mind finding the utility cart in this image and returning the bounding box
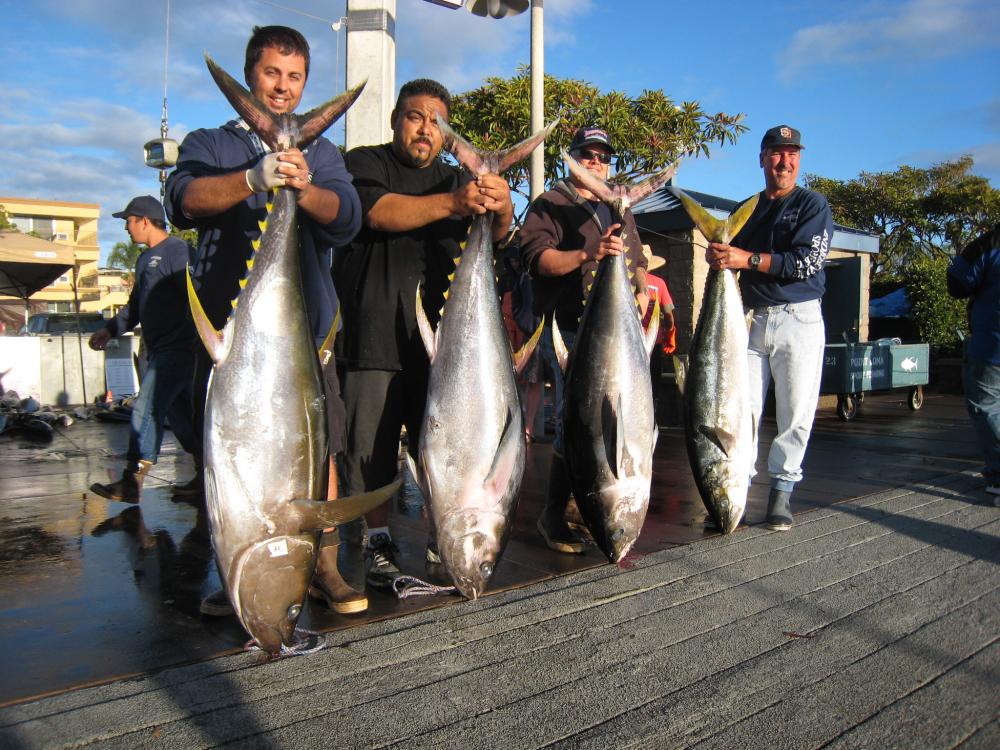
[820,339,930,421]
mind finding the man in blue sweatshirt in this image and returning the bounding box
[947,224,1000,501]
[165,25,364,615]
[705,124,833,530]
[89,195,201,503]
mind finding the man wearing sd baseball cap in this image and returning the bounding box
[704,124,833,531]
[89,195,202,503]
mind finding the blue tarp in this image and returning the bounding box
[870,287,912,318]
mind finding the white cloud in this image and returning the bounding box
[778,0,999,81]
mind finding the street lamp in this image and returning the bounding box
[422,0,543,198]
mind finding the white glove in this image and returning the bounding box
[245,152,287,193]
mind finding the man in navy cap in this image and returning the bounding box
[520,125,650,553]
[704,124,834,530]
[89,195,201,503]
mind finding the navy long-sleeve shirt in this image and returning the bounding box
[164,120,361,340]
[733,186,833,309]
[107,236,196,354]
[947,225,1000,365]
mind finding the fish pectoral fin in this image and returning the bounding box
[513,319,544,375]
[673,354,688,396]
[484,407,522,496]
[404,452,430,502]
[551,316,569,374]
[415,283,437,362]
[293,479,402,530]
[186,266,224,363]
[644,295,660,359]
[318,304,341,371]
[602,393,634,480]
[697,424,740,458]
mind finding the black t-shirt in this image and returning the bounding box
[334,144,472,370]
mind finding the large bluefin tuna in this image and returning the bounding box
[188,57,398,654]
[406,118,554,600]
[672,189,759,534]
[554,153,680,563]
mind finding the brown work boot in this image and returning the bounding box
[90,459,153,503]
[309,532,368,615]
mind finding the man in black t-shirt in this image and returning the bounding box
[334,79,514,590]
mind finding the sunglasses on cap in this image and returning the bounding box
[573,148,612,165]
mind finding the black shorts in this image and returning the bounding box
[323,362,347,455]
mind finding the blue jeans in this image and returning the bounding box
[963,354,1000,485]
[538,324,575,456]
[747,299,826,492]
[128,348,201,465]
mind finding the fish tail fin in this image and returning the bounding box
[415,282,438,362]
[513,318,544,375]
[644,295,660,359]
[496,119,559,174]
[293,479,401,530]
[562,149,616,204]
[673,188,727,243]
[623,159,682,207]
[204,54,283,150]
[438,117,557,176]
[293,81,366,150]
[205,53,364,151]
[724,193,760,242]
[673,354,688,396]
[186,266,224,363]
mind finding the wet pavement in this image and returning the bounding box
[0,388,980,707]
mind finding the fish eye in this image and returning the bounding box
[287,603,301,621]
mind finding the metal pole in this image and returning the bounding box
[529,0,544,200]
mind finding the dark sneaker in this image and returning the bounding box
[365,532,401,589]
[765,489,794,531]
[200,589,234,616]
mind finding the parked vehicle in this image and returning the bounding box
[18,313,107,336]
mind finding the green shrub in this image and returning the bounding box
[902,254,966,355]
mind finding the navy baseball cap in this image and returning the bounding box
[112,195,166,222]
[570,125,616,154]
[760,125,804,151]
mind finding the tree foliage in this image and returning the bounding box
[901,254,967,354]
[106,241,143,273]
[805,156,1000,284]
[448,66,748,203]
[0,206,15,231]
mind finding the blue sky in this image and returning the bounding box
[1,0,997,263]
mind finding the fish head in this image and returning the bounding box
[435,510,508,600]
[702,462,749,534]
[232,535,315,654]
[587,477,651,563]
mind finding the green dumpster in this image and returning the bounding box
[820,340,930,421]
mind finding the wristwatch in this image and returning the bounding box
[748,252,762,270]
